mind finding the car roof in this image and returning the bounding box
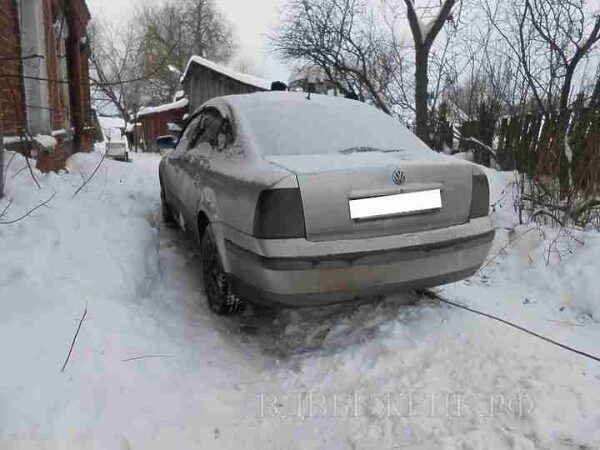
[209,92,435,159]
[194,92,368,122]
[219,91,364,110]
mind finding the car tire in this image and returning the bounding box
[200,230,243,315]
[160,187,177,228]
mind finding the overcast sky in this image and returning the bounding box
[85,0,292,82]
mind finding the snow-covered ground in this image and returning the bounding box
[0,149,599,449]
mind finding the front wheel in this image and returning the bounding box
[160,186,177,228]
[200,230,243,315]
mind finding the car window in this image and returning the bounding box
[182,115,202,142]
[237,95,434,158]
[188,108,233,152]
[171,114,202,158]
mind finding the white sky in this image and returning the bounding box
[85,0,292,82]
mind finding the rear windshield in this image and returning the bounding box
[237,95,434,158]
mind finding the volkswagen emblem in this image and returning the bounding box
[392,169,406,185]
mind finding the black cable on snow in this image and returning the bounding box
[415,289,600,364]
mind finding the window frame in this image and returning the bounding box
[172,105,236,158]
[190,107,234,152]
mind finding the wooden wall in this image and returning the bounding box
[184,64,265,113]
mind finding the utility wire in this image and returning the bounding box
[0,54,44,61]
[417,289,600,364]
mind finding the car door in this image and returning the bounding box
[161,113,202,223]
[167,108,231,234]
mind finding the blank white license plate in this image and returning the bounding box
[349,189,442,220]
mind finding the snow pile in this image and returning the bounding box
[3,134,58,151]
[51,129,68,138]
[0,150,160,303]
[33,134,58,151]
[0,150,163,447]
[461,168,600,320]
[0,149,599,449]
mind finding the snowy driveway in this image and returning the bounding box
[0,151,599,449]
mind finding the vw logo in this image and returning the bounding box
[392,169,406,185]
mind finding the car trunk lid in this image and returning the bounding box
[264,153,473,242]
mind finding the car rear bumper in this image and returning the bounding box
[221,217,494,307]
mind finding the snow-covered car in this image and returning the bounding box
[158,92,494,314]
[105,139,129,162]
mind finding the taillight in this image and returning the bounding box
[470,172,490,218]
[253,188,306,239]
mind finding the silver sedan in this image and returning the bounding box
[159,92,494,314]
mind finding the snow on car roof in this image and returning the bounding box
[180,55,271,91]
[223,92,436,158]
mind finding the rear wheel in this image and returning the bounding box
[200,230,243,315]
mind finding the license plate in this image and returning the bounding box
[349,189,442,220]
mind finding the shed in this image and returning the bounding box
[180,56,271,113]
[137,98,188,152]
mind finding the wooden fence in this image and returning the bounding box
[437,102,600,199]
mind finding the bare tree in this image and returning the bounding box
[139,0,236,104]
[402,0,458,142]
[90,0,235,116]
[483,0,600,193]
[274,0,411,115]
[88,20,147,122]
[230,56,261,78]
[274,0,461,138]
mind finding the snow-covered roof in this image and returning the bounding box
[137,98,189,118]
[180,55,271,91]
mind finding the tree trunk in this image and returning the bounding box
[415,48,430,144]
[403,0,455,146]
[556,113,571,198]
[557,67,575,197]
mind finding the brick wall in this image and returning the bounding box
[1,0,95,173]
[0,0,26,135]
[79,48,93,151]
[35,137,68,172]
[65,0,93,153]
